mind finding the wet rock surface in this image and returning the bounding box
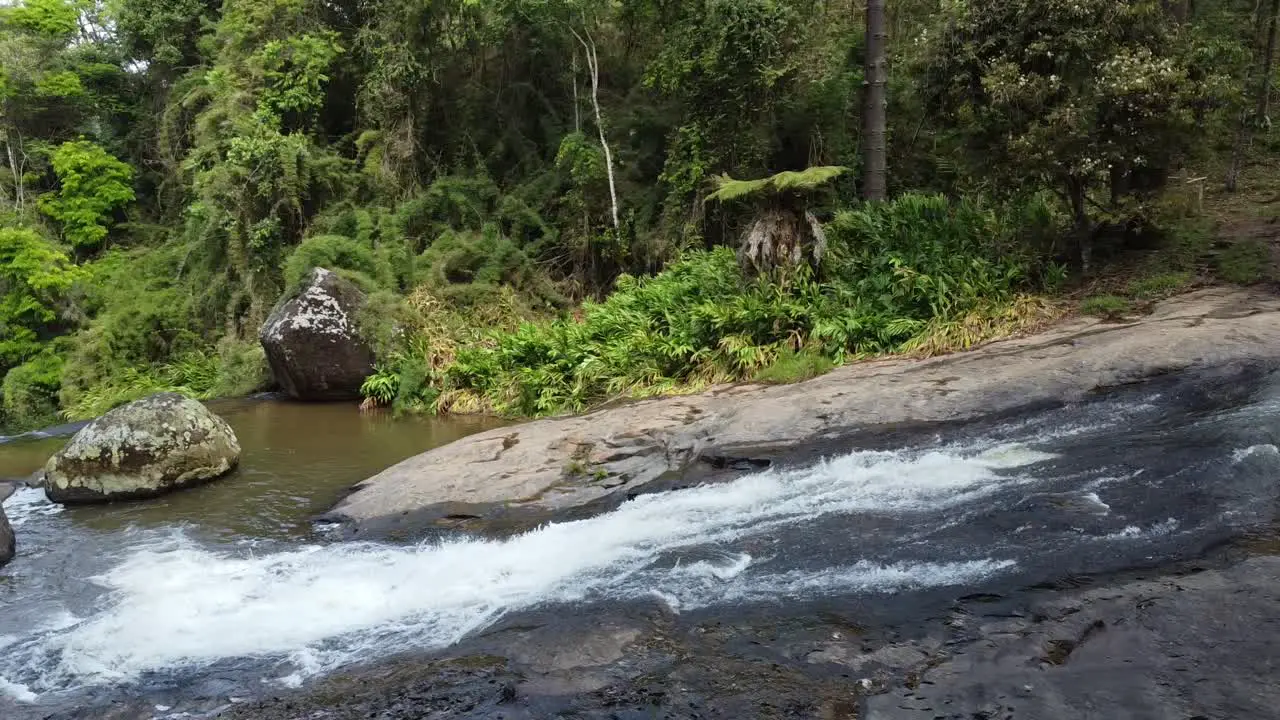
[0,503,12,567]
[334,287,1280,536]
[204,553,1280,720]
[43,392,241,503]
[260,268,375,401]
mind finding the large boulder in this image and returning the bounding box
[44,393,241,504]
[0,503,13,568]
[260,267,375,401]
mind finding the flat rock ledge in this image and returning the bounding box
[331,287,1280,535]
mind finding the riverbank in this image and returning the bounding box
[332,286,1280,537]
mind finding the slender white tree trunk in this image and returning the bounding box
[572,28,620,239]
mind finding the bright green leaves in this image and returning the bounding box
[0,226,82,368]
[33,69,83,98]
[4,0,80,39]
[38,140,136,250]
[256,32,343,119]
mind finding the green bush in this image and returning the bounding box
[1,350,65,431]
[284,234,392,293]
[1215,240,1271,285]
[61,339,267,420]
[38,140,136,250]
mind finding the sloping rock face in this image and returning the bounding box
[44,393,241,504]
[330,288,1280,535]
[260,267,375,401]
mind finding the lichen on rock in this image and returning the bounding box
[44,392,241,504]
[259,267,375,401]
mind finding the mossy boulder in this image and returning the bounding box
[259,267,376,401]
[44,393,241,504]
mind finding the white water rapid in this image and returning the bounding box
[0,442,1052,699]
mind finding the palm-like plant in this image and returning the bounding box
[707,166,848,276]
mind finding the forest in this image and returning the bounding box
[1,0,1277,430]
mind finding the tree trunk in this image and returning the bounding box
[1066,176,1092,277]
[862,0,888,202]
[1257,0,1280,123]
[1226,0,1280,192]
[572,29,621,241]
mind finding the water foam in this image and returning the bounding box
[2,487,62,527]
[1,443,1049,696]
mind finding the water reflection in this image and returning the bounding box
[0,399,504,539]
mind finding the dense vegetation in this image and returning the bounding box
[0,0,1276,430]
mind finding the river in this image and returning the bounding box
[3,368,1280,718]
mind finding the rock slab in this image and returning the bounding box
[44,392,241,504]
[260,267,375,401]
[332,288,1280,532]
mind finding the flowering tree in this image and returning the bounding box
[919,0,1231,271]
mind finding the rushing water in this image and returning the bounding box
[3,370,1280,718]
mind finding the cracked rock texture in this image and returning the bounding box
[44,392,240,504]
[332,287,1280,533]
[260,267,375,401]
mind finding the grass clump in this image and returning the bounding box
[1080,295,1131,320]
[1215,240,1272,285]
[752,349,836,384]
[1125,271,1194,300]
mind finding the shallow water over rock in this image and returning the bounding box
[4,368,1280,719]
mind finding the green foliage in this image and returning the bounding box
[1080,295,1131,319]
[62,338,266,420]
[284,234,391,292]
[1215,240,1272,285]
[38,140,136,249]
[1,348,63,430]
[371,194,1049,416]
[0,225,80,369]
[919,0,1230,226]
[5,0,79,38]
[708,166,848,203]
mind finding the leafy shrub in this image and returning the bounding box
[0,226,81,370]
[415,224,563,309]
[38,140,136,250]
[284,234,392,292]
[61,339,267,420]
[1,349,65,431]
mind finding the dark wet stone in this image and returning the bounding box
[0,504,13,567]
[259,268,375,401]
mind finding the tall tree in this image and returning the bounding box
[862,0,888,201]
[1227,0,1280,192]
